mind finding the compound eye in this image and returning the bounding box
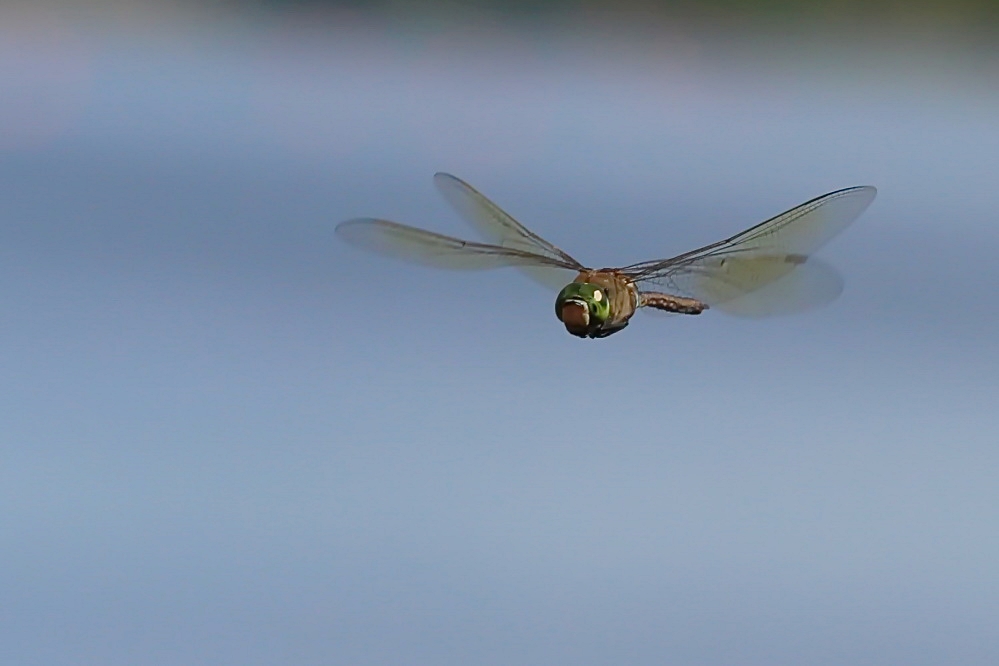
[593,289,602,302]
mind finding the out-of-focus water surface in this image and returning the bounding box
[2,2,998,664]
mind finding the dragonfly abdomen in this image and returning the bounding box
[639,292,708,315]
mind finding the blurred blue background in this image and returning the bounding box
[1,2,998,664]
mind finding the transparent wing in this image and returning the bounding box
[336,218,581,277]
[623,186,876,317]
[434,172,584,289]
[654,255,847,317]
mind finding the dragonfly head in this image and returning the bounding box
[555,282,611,338]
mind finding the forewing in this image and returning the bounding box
[627,186,876,316]
[433,172,584,288]
[336,218,580,277]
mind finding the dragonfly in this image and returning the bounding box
[336,173,876,339]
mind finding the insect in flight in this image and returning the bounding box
[336,173,876,339]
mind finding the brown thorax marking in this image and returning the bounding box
[573,269,640,328]
[575,268,710,317]
[571,269,708,327]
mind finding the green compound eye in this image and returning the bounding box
[555,282,611,328]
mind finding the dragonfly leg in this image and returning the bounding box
[591,321,629,338]
[639,292,708,315]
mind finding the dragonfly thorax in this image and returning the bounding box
[555,282,611,338]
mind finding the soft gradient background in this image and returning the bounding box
[2,2,998,664]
